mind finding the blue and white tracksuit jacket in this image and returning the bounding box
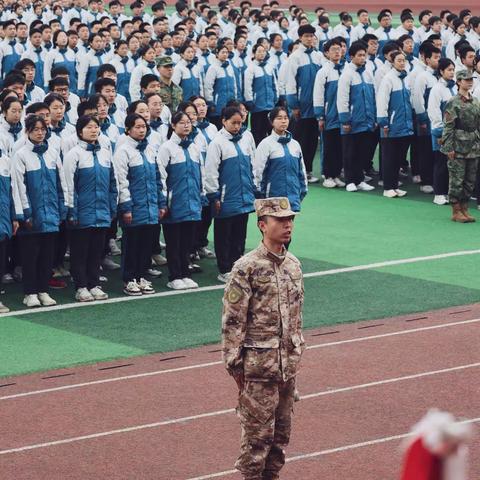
[157,132,204,223]
[231,50,250,101]
[77,49,110,98]
[336,63,376,134]
[43,47,78,93]
[253,131,307,212]
[172,58,204,101]
[376,69,414,138]
[0,116,24,158]
[63,140,118,228]
[412,66,438,136]
[111,55,135,103]
[0,39,23,79]
[244,60,278,113]
[113,136,164,227]
[427,78,457,152]
[21,46,48,90]
[286,44,324,119]
[313,60,343,130]
[0,154,21,240]
[204,59,237,118]
[205,128,256,219]
[12,140,67,232]
[128,59,160,102]
[374,26,398,61]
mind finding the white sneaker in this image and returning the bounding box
[147,268,162,277]
[346,183,358,192]
[2,273,14,284]
[0,301,10,313]
[102,257,120,270]
[383,189,398,198]
[395,189,407,197]
[38,292,57,306]
[151,253,167,266]
[217,272,230,283]
[89,286,108,300]
[198,247,216,259]
[378,180,384,187]
[433,195,448,205]
[109,238,121,256]
[412,175,421,184]
[99,275,108,283]
[75,287,95,302]
[182,277,199,289]
[333,177,346,187]
[364,174,372,182]
[322,178,336,188]
[167,279,188,290]
[357,182,374,191]
[138,277,155,294]
[123,280,142,296]
[23,294,41,308]
[420,185,434,194]
[307,173,320,184]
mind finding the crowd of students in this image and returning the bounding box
[0,0,478,311]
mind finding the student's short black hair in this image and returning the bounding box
[97,64,117,78]
[418,9,432,22]
[140,73,160,89]
[438,57,454,72]
[424,45,441,59]
[362,33,378,43]
[297,24,315,36]
[94,77,116,93]
[26,102,49,115]
[125,113,148,132]
[459,45,475,60]
[3,73,26,89]
[428,15,441,26]
[323,38,342,52]
[14,59,35,71]
[25,114,47,133]
[348,41,367,57]
[382,41,400,57]
[76,114,100,139]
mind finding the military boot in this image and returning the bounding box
[451,203,468,223]
[460,202,476,222]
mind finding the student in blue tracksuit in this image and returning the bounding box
[205,106,256,283]
[0,20,23,79]
[190,95,218,259]
[172,44,203,102]
[113,113,165,296]
[13,115,67,308]
[336,41,376,192]
[377,51,414,198]
[90,94,120,150]
[0,97,23,157]
[110,40,135,103]
[204,45,237,130]
[43,30,78,94]
[427,58,457,206]
[63,115,117,303]
[286,24,323,183]
[244,43,278,146]
[313,38,345,188]
[77,33,109,98]
[45,93,76,150]
[157,111,204,291]
[253,106,307,213]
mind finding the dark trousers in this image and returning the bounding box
[0,238,7,283]
[322,128,343,179]
[121,224,155,283]
[382,136,411,190]
[70,227,107,289]
[194,205,213,251]
[293,117,318,173]
[342,132,370,185]
[417,135,434,185]
[54,221,68,268]
[251,111,271,146]
[151,223,162,255]
[365,129,379,172]
[214,213,249,274]
[6,236,20,273]
[102,218,118,258]
[409,133,420,175]
[163,221,196,281]
[433,151,449,196]
[20,232,56,295]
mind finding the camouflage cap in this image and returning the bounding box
[456,69,474,81]
[156,56,174,67]
[255,197,297,218]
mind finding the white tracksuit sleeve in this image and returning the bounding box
[427,85,444,131]
[336,71,351,124]
[204,140,222,197]
[376,76,392,126]
[12,153,30,216]
[244,65,254,103]
[112,147,132,211]
[253,138,270,190]
[313,68,326,119]
[412,74,427,119]
[62,149,79,208]
[204,66,216,104]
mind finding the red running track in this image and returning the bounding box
[0,303,479,479]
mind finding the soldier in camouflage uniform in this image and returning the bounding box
[222,197,306,480]
[156,56,183,113]
[441,70,480,223]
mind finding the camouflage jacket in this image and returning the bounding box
[221,242,306,382]
[158,79,183,113]
[440,93,480,158]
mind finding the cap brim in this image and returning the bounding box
[265,210,298,218]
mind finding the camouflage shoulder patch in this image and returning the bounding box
[226,286,243,303]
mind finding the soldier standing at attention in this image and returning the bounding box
[221,197,306,480]
[441,70,480,223]
[156,56,183,113]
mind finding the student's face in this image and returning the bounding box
[367,40,378,56]
[128,37,140,52]
[432,21,442,33]
[147,95,163,118]
[81,120,100,142]
[182,46,195,61]
[457,24,466,36]
[272,35,282,50]
[56,31,68,47]
[36,107,51,126]
[100,85,116,104]
[49,99,66,121]
[223,113,243,135]
[403,19,414,31]
[5,102,22,124]
[161,35,172,48]
[53,84,70,102]
[300,32,315,48]
[380,16,391,28]
[351,50,366,67]
[259,216,294,245]
[174,114,192,137]
[254,45,266,61]
[428,52,441,69]
[420,13,431,26]
[441,64,455,80]
[402,39,414,54]
[358,12,369,25]
[217,48,229,62]
[68,34,78,48]
[50,22,61,33]
[5,24,15,37]
[10,82,25,101]
[327,44,342,62]
[393,54,406,71]
[271,110,289,133]
[28,121,47,144]
[462,51,475,67]
[90,35,103,50]
[143,48,155,63]
[17,25,28,38]
[192,98,207,119]
[144,81,160,94]
[22,66,35,83]
[208,35,218,49]
[78,26,89,40]
[135,102,150,123]
[172,34,183,47]
[128,118,147,140]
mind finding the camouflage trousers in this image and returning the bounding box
[447,157,479,203]
[235,378,296,480]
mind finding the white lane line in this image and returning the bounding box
[1,362,479,456]
[187,417,480,480]
[2,317,479,401]
[1,248,479,318]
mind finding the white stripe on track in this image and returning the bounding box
[1,362,479,456]
[187,417,480,480]
[2,317,479,401]
[1,248,479,318]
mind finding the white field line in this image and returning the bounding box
[2,317,480,401]
[1,362,479,456]
[0,248,479,318]
[187,417,480,480]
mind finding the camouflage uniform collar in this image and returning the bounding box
[258,242,287,265]
[459,92,473,102]
[159,78,172,87]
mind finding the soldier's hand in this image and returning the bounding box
[447,151,456,161]
[214,200,221,215]
[383,126,389,138]
[342,124,351,134]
